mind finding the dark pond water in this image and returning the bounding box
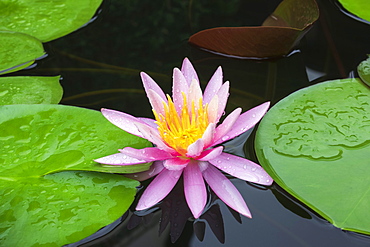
[16,0,370,246]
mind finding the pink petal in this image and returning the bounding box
[136,168,182,210]
[213,108,242,144]
[202,123,216,148]
[140,72,167,102]
[207,95,219,123]
[183,160,207,218]
[147,89,166,116]
[133,122,176,154]
[208,152,273,185]
[198,146,224,161]
[181,57,199,86]
[125,161,164,181]
[163,157,189,171]
[120,147,173,161]
[94,153,146,165]
[202,165,251,218]
[215,81,230,122]
[186,139,204,157]
[214,102,270,145]
[203,66,223,104]
[137,117,157,129]
[187,79,203,112]
[172,68,189,114]
[101,108,148,138]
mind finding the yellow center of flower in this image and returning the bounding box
[153,93,209,156]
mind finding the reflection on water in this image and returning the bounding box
[15,0,370,246]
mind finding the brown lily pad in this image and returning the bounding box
[188,0,319,59]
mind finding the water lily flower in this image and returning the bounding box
[95,58,273,218]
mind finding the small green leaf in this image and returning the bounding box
[0,0,103,42]
[0,31,44,75]
[0,76,63,105]
[358,55,370,86]
[338,0,370,23]
[0,104,152,246]
[255,78,370,235]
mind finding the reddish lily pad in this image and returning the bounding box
[188,0,319,58]
[255,78,370,235]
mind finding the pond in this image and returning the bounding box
[6,0,370,246]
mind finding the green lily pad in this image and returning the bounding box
[0,104,152,174]
[0,0,103,42]
[0,31,44,75]
[0,76,63,105]
[1,171,139,246]
[255,78,370,235]
[358,56,370,86]
[0,104,152,246]
[338,0,370,23]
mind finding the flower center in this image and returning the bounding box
[153,93,209,156]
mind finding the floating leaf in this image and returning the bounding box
[188,0,319,58]
[0,104,152,246]
[0,31,44,75]
[0,76,63,105]
[0,0,103,42]
[358,55,370,86]
[338,0,370,23]
[1,171,139,246]
[0,104,152,174]
[255,78,370,235]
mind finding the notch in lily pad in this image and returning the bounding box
[188,0,319,59]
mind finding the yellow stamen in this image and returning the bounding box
[153,93,209,156]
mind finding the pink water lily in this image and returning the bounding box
[95,58,273,218]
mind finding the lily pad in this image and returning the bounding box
[338,0,370,23]
[0,0,103,42]
[0,171,139,246]
[188,0,319,58]
[0,76,63,105]
[358,56,370,86]
[0,104,151,174]
[0,104,152,246]
[255,78,370,235]
[0,31,44,75]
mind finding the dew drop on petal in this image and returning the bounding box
[251,167,257,172]
[252,114,256,118]
[221,135,229,141]
[243,165,247,169]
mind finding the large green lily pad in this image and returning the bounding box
[338,0,370,23]
[0,104,151,174]
[0,104,152,246]
[0,0,103,42]
[255,78,370,235]
[0,76,63,105]
[0,31,44,75]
